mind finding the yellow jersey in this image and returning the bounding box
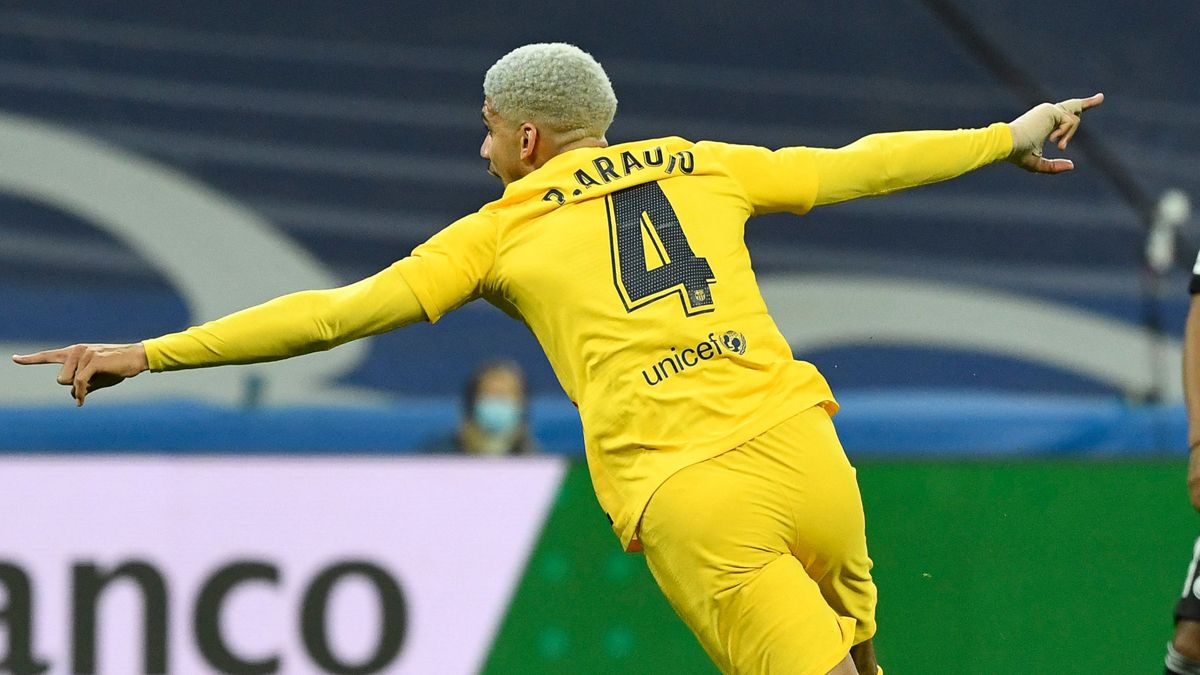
[145,125,1013,550]
[394,129,1009,549]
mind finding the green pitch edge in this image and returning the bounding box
[481,461,718,675]
[483,459,1196,674]
[860,459,1195,675]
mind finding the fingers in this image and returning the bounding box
[1058,115,1082,148]
[73,350,97,407]
[13,344,90,403]
[1079,92,1105,111]
[1050,93,1101,149]
[1056,93,1103,115]
[1058,98,1083,116]
[1018,153,1074,173]
[11,348,70,365]
[57,345,85,386]
[1048,103,1078,144]
[1045,110,1079,151]
[15,343,141,407]
[1050,114,1079,150]
[1031,156,1075,174]
[1048,118,1072,145]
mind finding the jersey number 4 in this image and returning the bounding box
[607,181,716,316]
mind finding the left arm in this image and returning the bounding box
[704,93,1104,215]
[810,124,1012,206]
[811,92,1105,206]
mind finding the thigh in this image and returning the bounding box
[640,448,854,674]
[748,406,878,644]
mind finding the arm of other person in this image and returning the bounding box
[1186,254,1200,509]
[12,212,498,406]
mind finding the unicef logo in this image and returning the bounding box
[721,331,747,355]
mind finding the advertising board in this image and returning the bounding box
[0,457,565,674]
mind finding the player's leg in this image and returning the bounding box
[827,655,859,675]
[1167,537,1200,674]
[849,639,878,675]
[762,405,880,675]
[639,447,856,675]
[1170,623,1200,675]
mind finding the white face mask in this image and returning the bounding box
[473,395,521,435]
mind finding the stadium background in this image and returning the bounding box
[0,2,1196,673]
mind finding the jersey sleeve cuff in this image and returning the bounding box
[990,122,1016,161]
[141,338,167,372]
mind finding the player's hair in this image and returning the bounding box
[483,43,618,140]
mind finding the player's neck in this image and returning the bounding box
[518,137,607,180]
[556,136,607,154]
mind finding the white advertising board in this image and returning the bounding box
[0,457,566,674]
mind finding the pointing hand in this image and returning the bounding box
[1007,93,1105,174]
[12,343,149,407]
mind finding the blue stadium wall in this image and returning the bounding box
[1,5,1198,675]
[1,0,1198,422]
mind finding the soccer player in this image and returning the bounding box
[13,43,1102,675]
[1167,251,1200,675]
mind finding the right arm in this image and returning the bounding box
[11,265,427,406]
[13,211,498,405]
[143,263,427,371]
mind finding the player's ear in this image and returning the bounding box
[519,123,538,161]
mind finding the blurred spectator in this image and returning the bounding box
[453,360,537,456]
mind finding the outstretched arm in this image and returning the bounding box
[811,93,1105,206]
[809,124,1011,206]
[13,210,498,407]
[12,264,426,406]
[703,93,1104,215]
[144,263,426,370]
[1186,274,1200,509]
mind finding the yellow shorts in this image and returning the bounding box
[638,404,877,675]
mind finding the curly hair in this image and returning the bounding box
[483,42,618,139]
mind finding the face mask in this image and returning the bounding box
[474,396,521,435]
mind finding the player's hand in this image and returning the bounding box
[11,343,149,407]
[1007,92,1104,174]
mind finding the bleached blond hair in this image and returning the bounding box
[483,43,617,139]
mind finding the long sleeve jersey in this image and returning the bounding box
[146,124,1014,549]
